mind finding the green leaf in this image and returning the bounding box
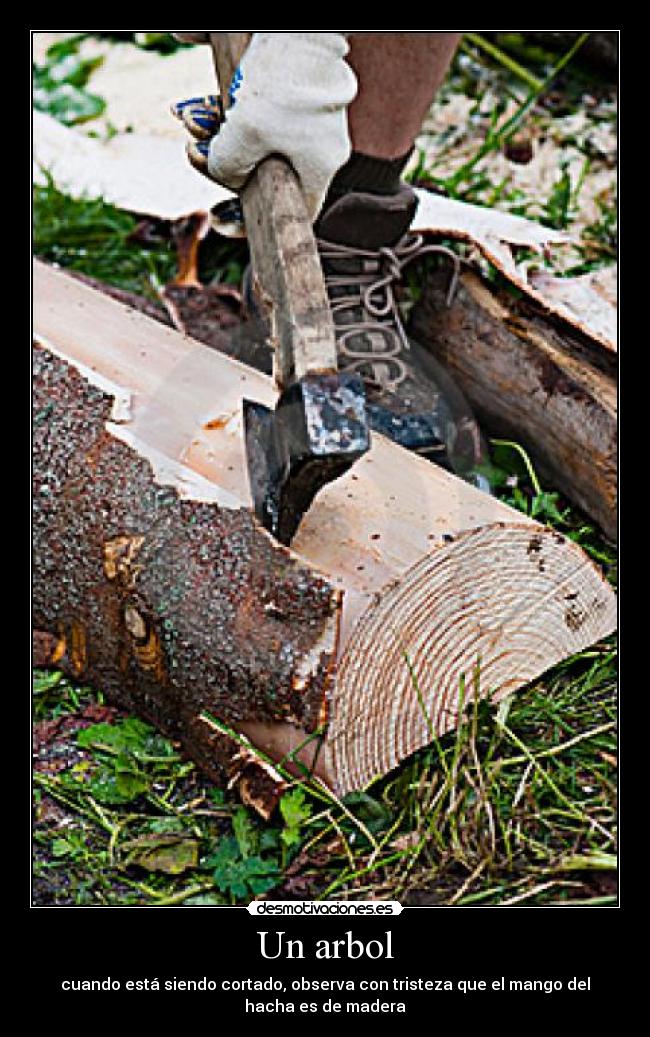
[145,818,186,835]
[247,871,281,896]
[33,82,106,126]
[79,717,145,747]
[114,754,150,799]
[531,491,566,525]
[33,38,105,127]
[558,851,617,872]
[259,829,282,852]
[45,34,90,61]
[133,32,182,53]
[544,172,572,229]
[280,787,311,829]
[279,788,312,848]
[77,717,170,760]
[45,53,104,88]
[87,764,149,804]
[233,807,259,858]
[121,834,200,875]
[341,790,392,837]
[205,837,279,900]
[51,837,73,858]
[32,671,63,694]
[203,835,239,870]
[87,31,189,54]
[510,486,530,514]
[342,791,390,823]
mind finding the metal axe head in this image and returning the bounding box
[243,371,370,545]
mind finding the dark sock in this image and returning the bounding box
[325,148,413,205]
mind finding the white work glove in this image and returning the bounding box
[171,32,357,222]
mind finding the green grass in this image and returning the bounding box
[408,32,617,275]
[33,177,248,295]
[33,620,616,906]
[443,34,590,199]
[33,177,178,297]
[33,34,106,127]
[32,31,617,907]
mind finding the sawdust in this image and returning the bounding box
[33,110,228,220]
[33,33,216,141]
[80,38,216,140]
[413,86,617,248]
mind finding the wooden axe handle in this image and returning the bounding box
[208,33,338,388]
[209,32,250,94]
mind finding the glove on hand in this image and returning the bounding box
[171,32,357,222]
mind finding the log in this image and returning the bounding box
[33,260,617,804]
[410,269,617,542]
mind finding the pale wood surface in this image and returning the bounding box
[33,262,617,793]
[33,261,532,615]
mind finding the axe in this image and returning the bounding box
[209,33,370,545]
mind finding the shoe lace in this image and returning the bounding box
[316,233,460,391]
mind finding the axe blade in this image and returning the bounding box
[243,372,370,545]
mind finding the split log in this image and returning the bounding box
[33,261,617,805]
[410,268,617,541]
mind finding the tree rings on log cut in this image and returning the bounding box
[32,267,617,802]
[326,523,615,793]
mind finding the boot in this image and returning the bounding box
[314,185,487,481]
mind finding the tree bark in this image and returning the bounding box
[33,261,617,802]
[410,269,617,541]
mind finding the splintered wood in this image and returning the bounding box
[33,262,616,801]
